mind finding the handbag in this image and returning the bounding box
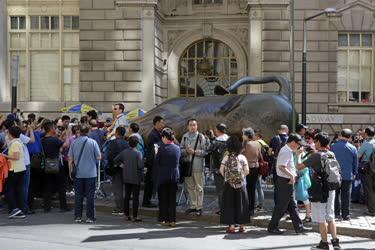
[258,149,269,178]
[44,157,61,174]
[72,139,88,178]
[181,134,201,177]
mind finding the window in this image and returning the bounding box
[9,13,79,102]
[64,16,79,30]
[10,16,25,30]
[193,0,223,4]
[179,39,237,97]
[337,33,374,103]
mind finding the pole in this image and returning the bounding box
[289,0,296,132]
[11,55,19,113]
[302,20,307,125]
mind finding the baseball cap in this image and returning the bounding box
[215,123,227,133]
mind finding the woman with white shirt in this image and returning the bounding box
[1,126,26,219]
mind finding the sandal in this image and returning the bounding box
[226,226,236,234]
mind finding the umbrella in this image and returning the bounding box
[124,108,146,120]
[60,104,97,114]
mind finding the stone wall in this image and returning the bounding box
[80,0,143,111]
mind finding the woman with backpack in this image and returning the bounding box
[220,136,250,233]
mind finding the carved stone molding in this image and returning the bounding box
[167,30,186,50]
[202,23,213,38]
[229,27,249,49]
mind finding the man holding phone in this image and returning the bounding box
[268,133,310,234]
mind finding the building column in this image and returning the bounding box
[141,6,156,111]
[248,6,263,93]
[0,0,9,103]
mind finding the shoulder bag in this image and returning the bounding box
[181,134,201,177]
[43,137,61,174]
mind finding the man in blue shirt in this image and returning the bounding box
[68,125,101,223]
[331,129,358,221]
[358,127,375,216]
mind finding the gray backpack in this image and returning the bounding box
[320,151,342,190]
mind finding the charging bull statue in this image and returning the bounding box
[135,76,294,142]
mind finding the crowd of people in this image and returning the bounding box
[1,104,375,250]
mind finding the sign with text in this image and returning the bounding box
[298,114,344,124]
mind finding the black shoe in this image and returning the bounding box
[335,215,342,221]
[142,203,157,208]
[215,211,221,215]
[133,217,142,222]
[196,209,202,216]
[296,226,312,234]
[342,215,350,221]
[303,217,312,223]
[185,208,197,215]
[364,211,375,216]
[267,227,284,235]
[311,240,329,249]
[331,238,341,250]
[24,210,35,215]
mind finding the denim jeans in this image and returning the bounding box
[74,177,96,220]
[22,165,31,212]
[335,180,352,218]
[255,175,264,205]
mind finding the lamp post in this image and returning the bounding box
[11,55,19,113]
[302,8,336,124]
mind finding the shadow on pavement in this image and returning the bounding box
[239,239,374,250]
[82,225,268,243]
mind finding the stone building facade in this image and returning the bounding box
[1,0,375,132]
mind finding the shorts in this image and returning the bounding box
[311,190,335,223]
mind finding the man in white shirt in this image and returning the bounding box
[107,103,129,139]
[268,133,309,234]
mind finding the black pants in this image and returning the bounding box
[43,170,67,211]
[335,180,352,218]
[4,171,25,212]
[63,160,73,192]
[124,183,140,218]
[29,167,44,209]
[363,170,375,213]
[213,172,224,210]
[268,176,303,232]
[272,160,278,205]
[246,167,259,215]
[142,166,153,205]
[158,181,177,222]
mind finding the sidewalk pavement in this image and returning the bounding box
[89,184,375,239]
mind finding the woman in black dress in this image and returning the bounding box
[220,136,250,233]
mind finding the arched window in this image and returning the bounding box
[179,39,238,97]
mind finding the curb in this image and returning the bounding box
[92,204,375,239]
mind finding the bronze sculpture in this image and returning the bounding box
[135,76,294,142]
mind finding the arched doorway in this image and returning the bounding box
[179,39,238,97]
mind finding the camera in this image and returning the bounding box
[57,126,65,132]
